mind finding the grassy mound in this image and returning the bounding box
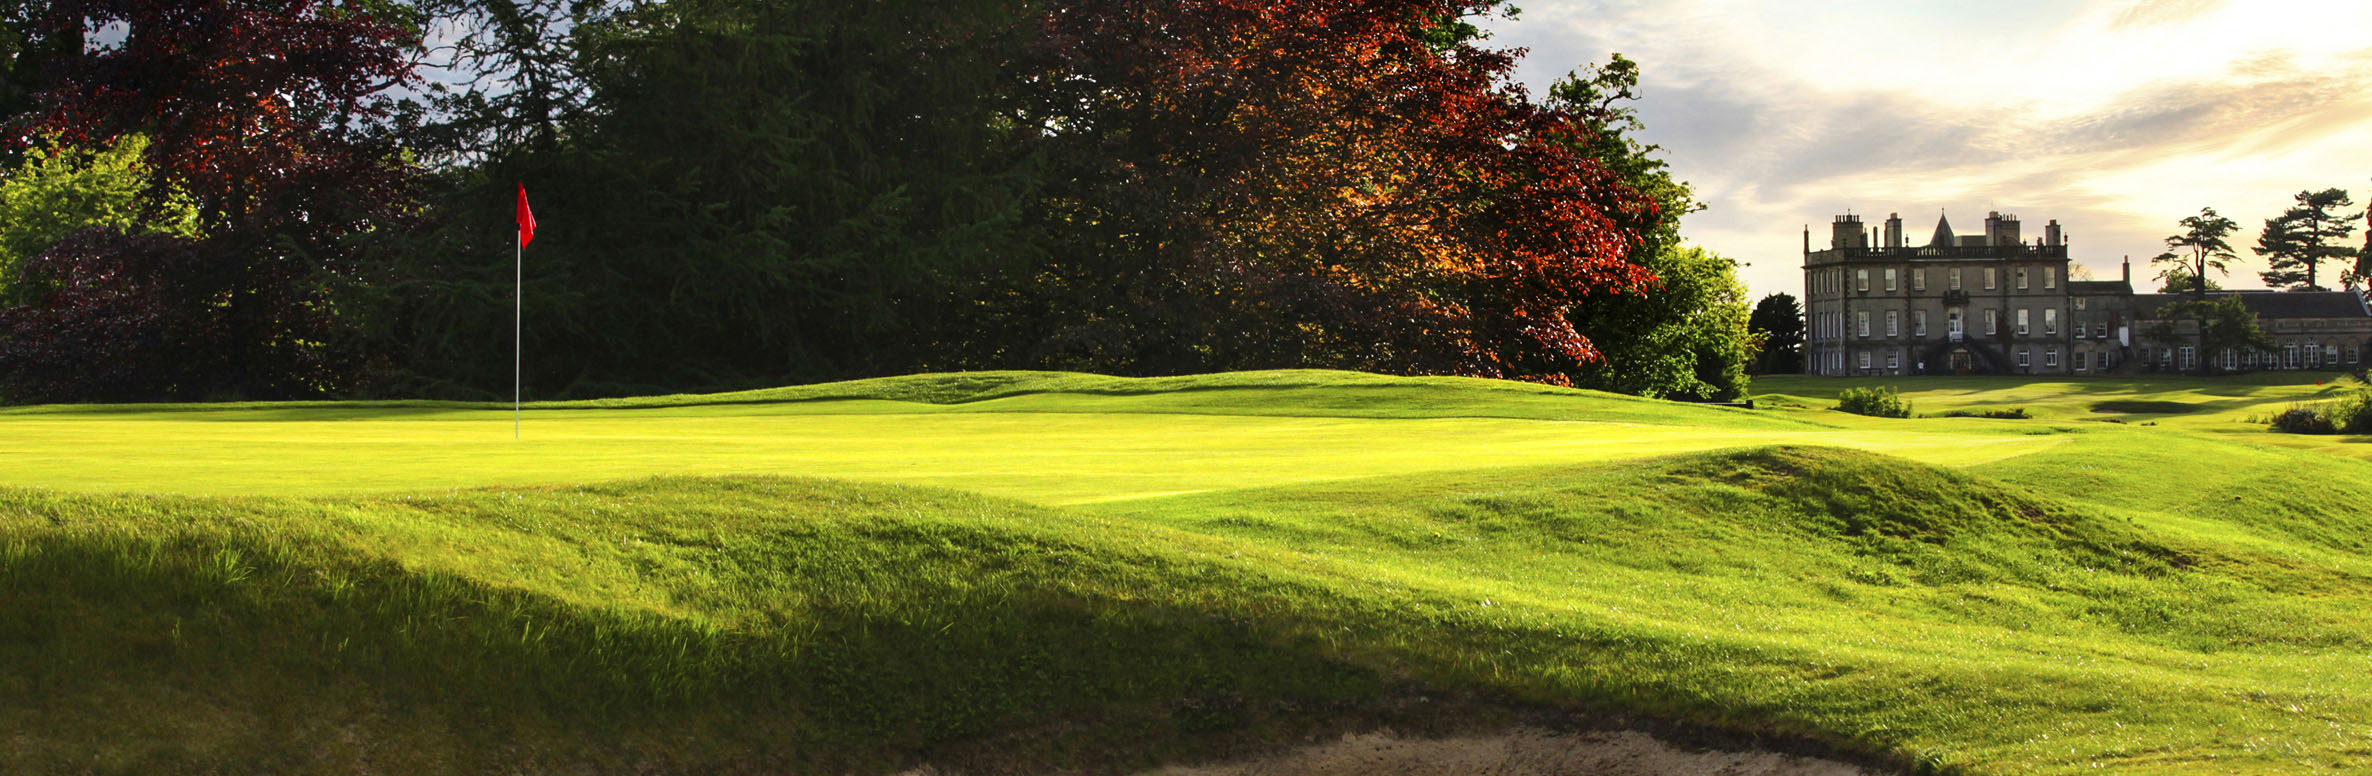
[8,441,2371,773]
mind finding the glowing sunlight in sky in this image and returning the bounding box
[1485,0,2372,297]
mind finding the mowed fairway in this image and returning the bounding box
[5,369,2371,776]
[1,371,2067,502]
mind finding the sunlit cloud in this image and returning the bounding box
[1484,0,2372,298]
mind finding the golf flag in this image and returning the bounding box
[514,184,530,439]
[516,183,536,247]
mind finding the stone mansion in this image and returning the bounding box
[1801,210,2372,376]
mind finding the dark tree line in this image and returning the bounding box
[1,0,1758,404]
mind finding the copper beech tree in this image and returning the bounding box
[0,0,419,401]
[996,0,1659,384]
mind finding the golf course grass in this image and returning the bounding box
[4,370,2369,774]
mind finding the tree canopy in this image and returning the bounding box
[2151,207,2240,299]
[0,0,422,401]
[0,0,1762,404]
[974,0,1659,385]
[2254,188,2358,291]
[1748,293,1804,375]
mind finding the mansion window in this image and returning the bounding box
[1885,268,1898,292]
[2307,343,2323,368]
[2045,348,2058,368]
[1985,267,1998,290]
[2181,346,2196,371]
[2326,344,2340,364]
[1857,269,1870,292]
[1886,310,1899,337]
[2043,308,2058,335]
[1912,269,1927,292]
[2044,267,2056,289]
[1857,311,1870,337]
[1886,351,1900,371]
[1950,268,1963,291]
[2016,308,2030,335]
[2351,344,2362,364]
[2016,348,2030,368]
[2074,351,2089,372]
[2016,267,2029,289]
[1859,351,1872,370]
[1913,310,1927,337]
[1985,309,1998,335]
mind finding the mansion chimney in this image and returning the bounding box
[1831,214,1867,249]
[1883,213,1904,248]
[1983,211,2022,246]
[2045,219,2063,247]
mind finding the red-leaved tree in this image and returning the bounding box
[993,0,1657,384]
[1,0,419,401]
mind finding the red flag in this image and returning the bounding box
[516,183,536,247]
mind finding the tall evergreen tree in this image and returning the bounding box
[2255,188,2357,291]
[2151,207,2240,299]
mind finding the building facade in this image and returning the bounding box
[1802,209,2372,376]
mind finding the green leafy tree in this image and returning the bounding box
[1559,245,1753,400]
[2141,296,2271,373]
[1546,54,1753,399]
[1748,292,1804,375]
[2155,268,2223,294]
[0,136,199,305]
[2255,188,2357,291]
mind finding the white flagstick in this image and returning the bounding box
[515,226,522,440]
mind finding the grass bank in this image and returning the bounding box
[3,370,2369,774]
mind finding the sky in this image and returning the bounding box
[1479,0,2372,301]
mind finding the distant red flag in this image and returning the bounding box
[516,183,536,247]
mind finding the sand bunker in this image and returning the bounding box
[1123,727,1880,776]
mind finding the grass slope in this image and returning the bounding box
[4,370,2370,774]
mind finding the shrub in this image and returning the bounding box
[1942,407,2030,419]
[2270,406,2336,435]
[1835,386,1912,418]
[2266,389,2372,435]
[2326,389,2372,434]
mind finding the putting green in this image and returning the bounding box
[0,400,2061,504]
